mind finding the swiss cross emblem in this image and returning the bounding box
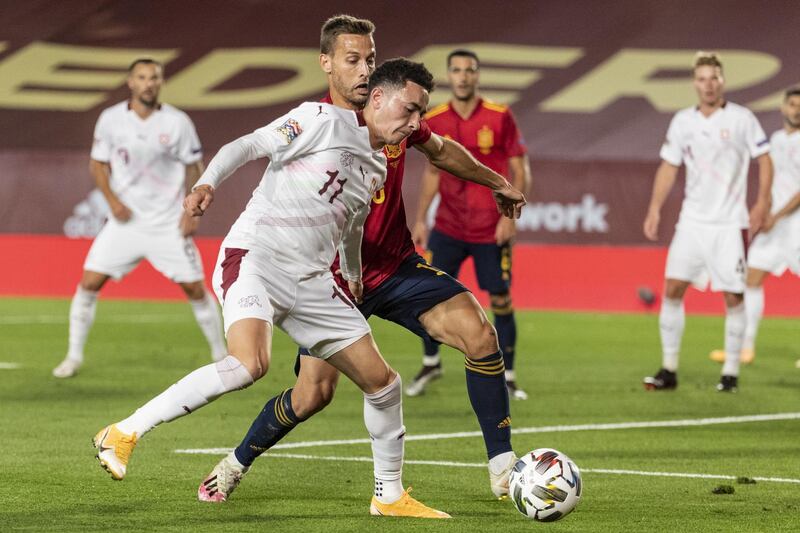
[159,133,170,145]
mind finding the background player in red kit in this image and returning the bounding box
[409,49,531,399]
[196,15,527,506]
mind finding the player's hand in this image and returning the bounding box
[184,185,214,217]
[347,279,364,304]
[412,221,429,249]
[109,199,132,222]
[492,182,526,219]
[179,211,200,236]
[495,217,516,245]
[643,209,660,241]
[749,200,770,235]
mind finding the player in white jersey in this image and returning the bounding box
[709,87,800,366]
[52,59,225,379]
[642,52,773,393]
[91,59,484,519]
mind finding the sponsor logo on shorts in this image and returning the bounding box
[276,118,302,144]
[238,295,262,308]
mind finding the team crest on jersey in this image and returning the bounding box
[383,143,403,159]
[159,133,170,145]
[340,151,354,169]
[276,118,302,144]
[478,125,494,154]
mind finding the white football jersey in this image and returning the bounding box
[660,102,769,227]
[91,101,202,228]
[768,129,800,218]
[198,102,387,280]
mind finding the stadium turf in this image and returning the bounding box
[1,297,798,532]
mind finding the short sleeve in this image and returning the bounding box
[408,118,432,147]
[744,110,770,158]
[659,114,683,166]
[502,110,527,158]
[90,110,112,162]
[176,114,203,165]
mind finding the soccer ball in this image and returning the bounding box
[508,448,582,521]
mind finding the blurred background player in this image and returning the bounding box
[709,86,800,366]
[408,49,531,399]
[196,15,526,505]
[52,59,226,378]
[642,52,773,393]
[94,58,453,519]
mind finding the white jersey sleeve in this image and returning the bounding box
[176,113,203,165]
[659,114,683,166]
[337,203,370,282]
[744,109,770,158]
[90,109,113,162]
[195,103,328,190]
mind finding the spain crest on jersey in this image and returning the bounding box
[383,142,403,159]
[276,118,302,144]
[478,125,494,155]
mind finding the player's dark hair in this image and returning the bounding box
[784,86,800,100]
[693,51,723,73]
[368,58,435,94]
[320,14,375,55]
[128,58,163,73]
[447,49,480,68]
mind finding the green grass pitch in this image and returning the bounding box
[1,297,798,531]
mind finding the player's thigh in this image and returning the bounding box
[83,221,144,280]
[325,334,395,394]
[225,317,272,379]
[665,225,707,288]
[426,229,468,278]
[146,231,205,284]
[469,240,512,295]
[282,272,371,361]
[419,291,498,357]
[705,228,747,293]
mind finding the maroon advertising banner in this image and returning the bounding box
[1,0,796,244]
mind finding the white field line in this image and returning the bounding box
[0,314,190,325]
[0,362,21,369]
[174,412,800,454]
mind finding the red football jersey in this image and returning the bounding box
[425,98,527,243]
[322,95,433,292]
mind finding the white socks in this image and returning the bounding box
[190,292,227,362]
[66,286,98,362]
[423,355,441,367]
[743,286,764,351]
[116,355,253,437]
[364,374,405,504]
[722,303,746,377]
[659,297,684,372]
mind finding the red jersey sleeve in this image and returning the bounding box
[408,118,432,147]
[502,109,527,158]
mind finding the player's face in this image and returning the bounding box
[447,56,479,101]
[127,63,163,107]
[692,65,724,107]
[321,33,376,110]
[781,95,800,130]
[370,81,429,145]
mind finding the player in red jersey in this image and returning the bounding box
[409,49,531,400]
[196,16,526,509]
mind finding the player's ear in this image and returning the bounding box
[370,87,383,109]
[320,53,332,74]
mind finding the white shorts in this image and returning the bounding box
[665,222,747,293]
[84,219,204,283]
[211,246,370,359]
[748,216,800,276]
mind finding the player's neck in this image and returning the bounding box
[329,90,362,111]
[697,98,725,117]
[784,123,799,135]
[129,98,159,120]
[450,95,480,119]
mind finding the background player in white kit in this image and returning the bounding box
[642,52,773,393]
[709,87,800,366]
[53,59,226,378]
[91,59,485,518]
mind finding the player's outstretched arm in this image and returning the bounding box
[415,134,526,219]
[643,161,679,241]
[90,159,131,222]
[749,153,773,235]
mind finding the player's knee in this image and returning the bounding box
[364,372,401,409]
[464,321,500,359]
[490,293,513,315]
[215,355,255,391]
[181,282,206,300]
[227,347,269,380]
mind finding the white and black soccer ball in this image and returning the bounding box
[508,448,582,522]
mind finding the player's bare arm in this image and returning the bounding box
[180,161,205,234]
[643,161,679,241]
[415,133,526,218]
[411,161,441,249]
[749,153,774,235]
[90,158,131,222]
[495,154,531,245]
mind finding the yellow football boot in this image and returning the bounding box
[709,348,754,364]
[370,488,451,519]
[93,424,137,480]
